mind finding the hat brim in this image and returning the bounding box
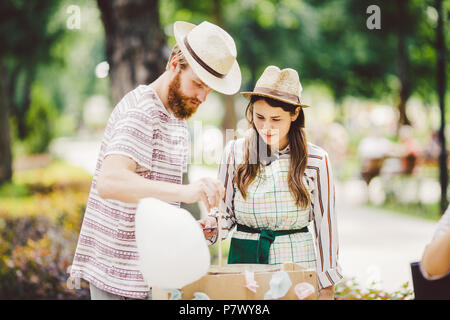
[240,91,311,108]
[173,21,242,95]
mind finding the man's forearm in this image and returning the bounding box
[421,230,450,277]
[98,168,186,204]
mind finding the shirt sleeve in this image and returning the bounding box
[432,207,450,241]
[310,152,343,289]
[207,140,238,246]
[104,106,154,170]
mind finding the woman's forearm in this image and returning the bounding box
[421,229,450,277]
[318,285,335,300]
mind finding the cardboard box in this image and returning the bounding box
[152,263,318,300]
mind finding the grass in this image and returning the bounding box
[367,200,442,222]
[0,160,92,229]
[335,277,414,300]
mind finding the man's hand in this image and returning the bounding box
[181,178,225,212]
[198,216,218,240]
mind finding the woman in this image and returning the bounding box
[200,66,343,299]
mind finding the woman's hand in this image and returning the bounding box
[198,216,218,240]
[318,285,335,300]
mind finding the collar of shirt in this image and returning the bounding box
[146,85,171,117]
[259,141,291,166]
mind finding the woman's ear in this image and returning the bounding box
[291,107,301,122]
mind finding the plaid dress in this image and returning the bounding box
[210,137,343,289]
[231,158,316,268]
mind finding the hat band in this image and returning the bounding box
[183,37,226,79]
[253,87,300,104]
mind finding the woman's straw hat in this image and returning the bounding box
[174,21,241,95]
[241,66,310,108]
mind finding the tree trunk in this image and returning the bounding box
[222,94,237,131]
[13,69,33,140]
[0,62,13,185]
[396,37,411,128]
[396,0,411,128]
[435,0,448,214]
[211,0,238,134]
[97,0,167,104]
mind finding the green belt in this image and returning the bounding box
[228,223,308,265]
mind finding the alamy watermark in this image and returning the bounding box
[66,5,81,30]
[186,121,279,166]
[366,5,381,30]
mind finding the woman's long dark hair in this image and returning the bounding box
[234,95,310,209]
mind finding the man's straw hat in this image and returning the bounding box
[241,66,310,108]
[174,21,241,95]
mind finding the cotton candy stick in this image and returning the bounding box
[217,203,223,267]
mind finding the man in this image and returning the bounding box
[69,21,241,300]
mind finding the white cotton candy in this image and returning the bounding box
[294,282,315,300]
[244,270,259,293]
[193,292,211,300]
[135,197,210,289]
[167,289,183,300]
[263,271,292,300]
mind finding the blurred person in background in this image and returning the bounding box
[357,132,394,184]
[69,21,241,300]
[397,125,421,175]
[423,131,441,166]
[200,66,343,300]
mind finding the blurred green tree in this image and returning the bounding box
[305,0,448,213]
[435,0,448,213]
[0,63,12,185]
[24,82,58,154]
[303,0,442,127]
[0,0,62,184]
[46,0,109,133]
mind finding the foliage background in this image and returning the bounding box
[0,0,449,299]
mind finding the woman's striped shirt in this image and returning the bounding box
[210,138,343,289]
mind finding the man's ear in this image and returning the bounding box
[168,55,179,72]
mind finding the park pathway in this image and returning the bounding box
[335,193,436,292]
[50,137,439,293]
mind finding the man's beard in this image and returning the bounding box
[167,71,201,120]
